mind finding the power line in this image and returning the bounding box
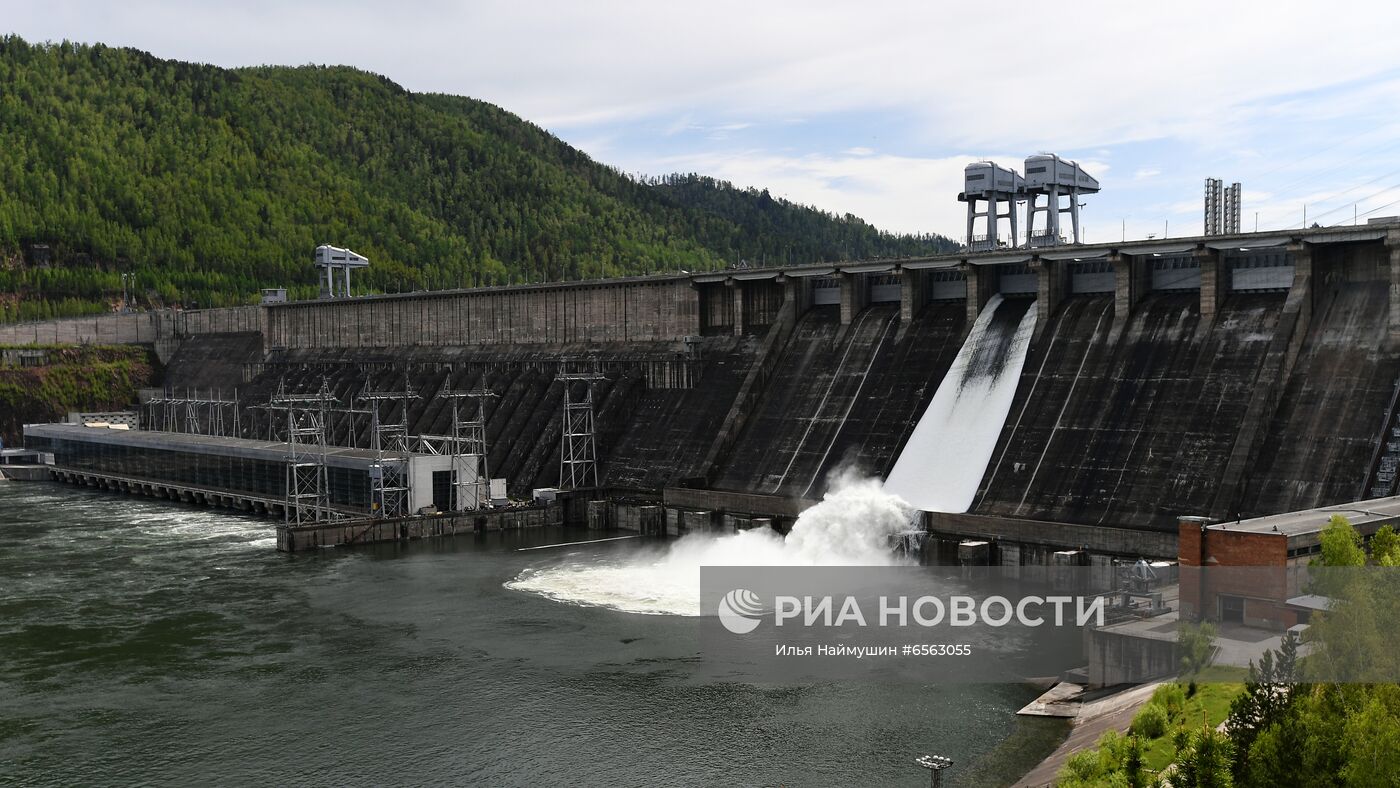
[1333,196,1400,226]
[1307,182,1400,224]
[1252,131,1400,229]
[1258,131,1400,205]
[1263,167,1400,227]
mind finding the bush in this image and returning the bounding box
[1131,702,1170,739]
[1151,683,1187,719]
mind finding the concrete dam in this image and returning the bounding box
[10,223,1400,560]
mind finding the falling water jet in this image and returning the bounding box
[884,294,1038,514]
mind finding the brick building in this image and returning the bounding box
[1177,498,1400,628]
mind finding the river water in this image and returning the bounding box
[0,482,1066,786]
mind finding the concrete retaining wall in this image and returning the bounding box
[0,277,698,352]
[0,306,265,346]
[929,511,1179,560]
[266,277,700,348]
[278,505,562,551]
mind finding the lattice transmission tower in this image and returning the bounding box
[556,359,606,490]
[417,371,496,510]
[270,378,337,524]
[356,373,417,519]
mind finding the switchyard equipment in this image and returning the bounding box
[356,377,417,519]
[314,244,369,299]
[269,378,340,524]
[556,359,606,490]
[144,387,240,437]
[418,373,495,511]
[1023,154,1099,247]
[959,162,1025,252]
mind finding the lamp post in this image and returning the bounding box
[915,754,953,788]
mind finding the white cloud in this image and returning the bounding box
[12,1,1400,149]
[635,149,1020,237]
[9,0,1400,239]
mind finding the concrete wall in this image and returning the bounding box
[0,279,698,351]
[0,306,264,347]
[1086,627,1178,686]
[267,277,699,348]
[278,505,563,551]
[930,511,1179,559]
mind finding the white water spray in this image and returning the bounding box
[506,473,911,616]
[884,294,1038,513]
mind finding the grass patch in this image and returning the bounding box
[1140,681,1244,772]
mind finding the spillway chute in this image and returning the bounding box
[884,294,1037,513]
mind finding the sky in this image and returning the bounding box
[9,0,1400,243]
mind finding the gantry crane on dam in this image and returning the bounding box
[960,153,1100,251]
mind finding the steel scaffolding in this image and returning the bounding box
[557,359,606,490]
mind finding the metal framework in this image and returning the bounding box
[269,378,337,524]
[1206,178,1243,236]
[356,375,416,519]
[1205,177,1223,236]
[556,360,606,490]
[421,372,496,511]
[325,399,373,450]
[144,387,241,437]
[1224,181,1242,234]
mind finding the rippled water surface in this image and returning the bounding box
[0,483,1065,786]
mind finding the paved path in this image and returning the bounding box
[1012,682,1162,787]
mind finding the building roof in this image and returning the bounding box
[23,422,421,469]
[1285,594,1332,612]
[1203,496,1400,548]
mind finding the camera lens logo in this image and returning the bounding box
[717,588,764,634]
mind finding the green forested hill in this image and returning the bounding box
[0,36,953,321]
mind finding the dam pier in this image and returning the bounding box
[9,222,1400,567]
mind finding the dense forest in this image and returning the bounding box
[0,36,954,321]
